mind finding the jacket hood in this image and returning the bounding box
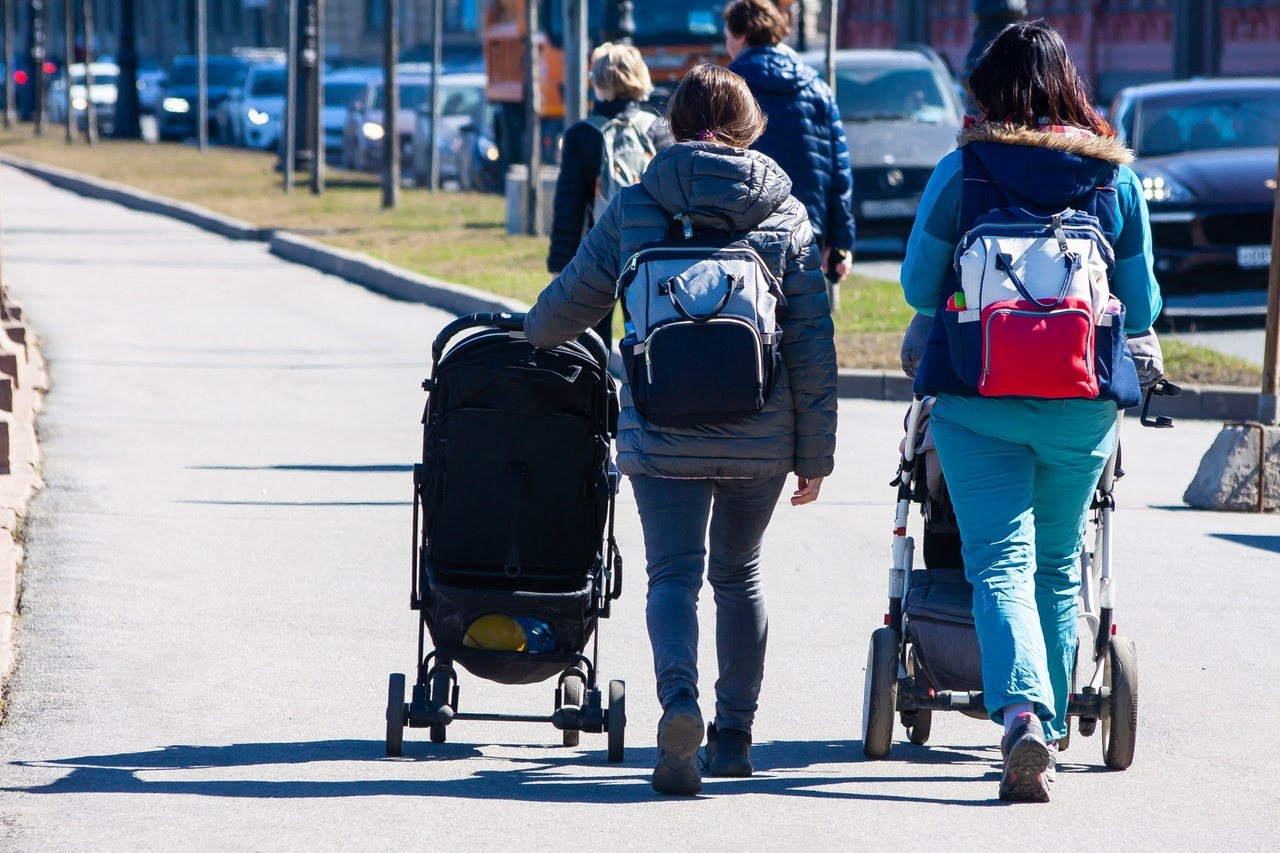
[729,45,818,96]
[640,142,793,233]
[958,122,1134,209]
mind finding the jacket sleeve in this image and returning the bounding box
[901,150,963,315]
[1111,165,1164,333]
[525,192,624,348]
[779,205,839,478]
[546,122,598,274]
[825,105,857,251]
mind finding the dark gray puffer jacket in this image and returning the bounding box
[524,142,838,480]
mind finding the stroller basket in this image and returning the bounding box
[904,568,982,692]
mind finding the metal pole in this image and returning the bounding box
[283,0,297,192]
[1259,143,1280,425]
[295,0,317,175]
[310,0,324,195]
[825,0,837,90]
[62,0,73,142]
[111,0,139,138]
[524,0,541,235]
[382,0,400,209]
[81,0,94,143]
[31,0,47,136]
[427,0,442,191]
[196,0,207,150]
[3,2,15,128]
[563,0,586,127]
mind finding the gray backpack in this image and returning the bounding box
[588,110,658,227]
[616,213,784,427]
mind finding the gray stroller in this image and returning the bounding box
[860,382,1181,768]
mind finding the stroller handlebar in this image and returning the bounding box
[431,312,612,372]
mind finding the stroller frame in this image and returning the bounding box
[385,313,626,761]
[862,382,1181,769]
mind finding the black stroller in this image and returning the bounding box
[384,312,626,761]
[861,382,1181,769]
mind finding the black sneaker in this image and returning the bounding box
[652,696,703,796]
[999,713,1052,803]
[705,723,753,777]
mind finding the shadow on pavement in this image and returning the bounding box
[1209,533,1280,555]
[191,464,413,473]
[4,738,1030,807]
[175,500,411,507]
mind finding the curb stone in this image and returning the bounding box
[1,155,1262,420]
[0,312,47,707]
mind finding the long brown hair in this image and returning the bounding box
[968,20,1112,136]
[666,64,766,148]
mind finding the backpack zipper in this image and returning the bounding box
[981,306,1097,383]
[643,316,764,386]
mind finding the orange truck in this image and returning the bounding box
[485,0,790,167]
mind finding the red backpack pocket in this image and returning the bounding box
[978,296,1098,399]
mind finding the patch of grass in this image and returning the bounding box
[1163,339,1261,388]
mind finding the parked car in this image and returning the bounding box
[341,71,432,172]
[804,47,963,241]
[157,54,250,141]
[217,61,286,148]
[1111,78,1280,294]
[322,66,382,163]
[409,72,486,186]
[45,61,119,134]
[97,55,167,114]
[4,56,62,121]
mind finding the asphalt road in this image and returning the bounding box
[0,166,1277,850]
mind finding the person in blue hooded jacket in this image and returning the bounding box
[724,0,855,282]
[900,21,1161,803]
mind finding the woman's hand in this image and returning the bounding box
[791,476,824,506]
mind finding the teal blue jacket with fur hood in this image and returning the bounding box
[524,141,839,480]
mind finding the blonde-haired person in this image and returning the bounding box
[723,0,855,282]
[526,63,837,796]
[546,42,672,350]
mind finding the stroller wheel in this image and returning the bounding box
[861,627,899,759]
[560,673,585,748]
[907,710,932,745]
[1102,636,1139,770]
[606,680,626,764]
[385,673,406,757]
[430,668,454,744]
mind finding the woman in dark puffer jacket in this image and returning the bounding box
[725,0,856,282]
[524,64,838,797]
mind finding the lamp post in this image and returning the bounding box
[63,0,74,143]
[81,0,95,143]
[111,0,139,138]
[382,0,399,209]
[30,0,48,136]
[3,1,15,128]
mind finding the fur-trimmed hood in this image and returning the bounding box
[958,122,1134,165]
[956,121,1133,212]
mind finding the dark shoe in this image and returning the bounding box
[999,713,1052,803]
[704,723,753,777]
[652,697,703,796]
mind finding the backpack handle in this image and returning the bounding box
[995,250,1080,310]
[666,274,743,323]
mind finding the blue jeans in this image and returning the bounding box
[629,475,788,734]
[929,396,1117,742]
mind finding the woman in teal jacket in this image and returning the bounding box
[900,21,1161,802]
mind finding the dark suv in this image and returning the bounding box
[157,55,250,141]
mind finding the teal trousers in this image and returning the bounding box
[929,395,1117,742]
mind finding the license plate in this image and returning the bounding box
[1237,245,1271,269]
[861,198,919,219]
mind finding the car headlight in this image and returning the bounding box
[71,97,88,111]
[362,121,385,141]
[1139,173,1192,204]
[162,97,190,114]
[247,108,270,126]
[482,141,500,162]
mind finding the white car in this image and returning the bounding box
[409,73,486,186]
[46,62,119,134]
[218,62,286,149]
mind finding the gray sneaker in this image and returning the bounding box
[999,713,1052,802]
[652,697,704,796]
[704,723,753,777]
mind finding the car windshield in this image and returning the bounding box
[835,66,956,124]
[325,81,370,107]
[1129,91,1280,156]
[249,68,286,96]
[371,82,432,111]
[169,61,247,87]
[440,83,483,117]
